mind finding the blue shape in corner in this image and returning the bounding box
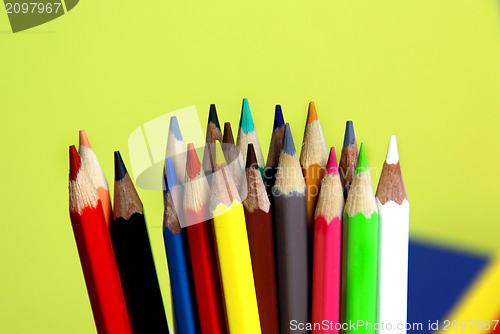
[407,240,488,334]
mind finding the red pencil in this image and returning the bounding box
[184,143,228,334]
[68,146,132,334]
[312,147,344,334]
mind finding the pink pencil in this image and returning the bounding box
[312,147,344,333]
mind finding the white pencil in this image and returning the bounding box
[376,135,410,334]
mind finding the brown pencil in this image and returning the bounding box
[222,122,245,195]
[243,143,279,334]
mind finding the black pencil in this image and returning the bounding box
[112,151,169,333]
[203,103,223,174]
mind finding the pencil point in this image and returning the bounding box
[273,105,284,130]
[114,151,128,181]
[307,102,318,123]
[386,135,400,164]
[209,104,221,130]
[343,121,356,147]
[326,147,339,175]
[246,144,258,169]
[355,143,368,174]
[223,122,235,144]
[79,130,91,148]
[214,140,227,167]
[165,158,177,191]
[282,123,296,156]
[169,116,183,141]
[186,143,202,178]
[239,98,255,133]
[69,145,81,181]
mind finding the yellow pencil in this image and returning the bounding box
[210,140,261,334]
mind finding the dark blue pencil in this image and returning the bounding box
[163,158,200,334]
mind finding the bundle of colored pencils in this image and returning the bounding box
[68,100,409,334]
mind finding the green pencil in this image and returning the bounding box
[342,143,378,334]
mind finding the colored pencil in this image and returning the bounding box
[342,143,378,334]
[300,102,328,250]
[311,147,344,334]
[202,104,223,174]
[68,146,132,334]
[243,143,280,334]
[210,140,261,334]
[184,143,228,334]
[272,123,309,334]
[222,122,245,194]
[236,98,265,175]
[79,130,112,226]
[339,121,358,199]
[165,116,187,183]
[264,105,285,196]
[163,157,199,334]
[112,151,169,333]
[376,135,409,334]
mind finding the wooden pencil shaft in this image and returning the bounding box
[213,202,262,334]
[272,194,309,334]
[244,208,280,334]
[163,188,200,334]
[312,215,342,334]
[112,213,169,333]
[342,212,378,334]
[185,215,228,334]
[376,200,409,334]
[70,207,133,334]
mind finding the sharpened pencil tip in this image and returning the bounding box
[282,123,296,156]
[214,140,227,167]
[164,158,177,191]
[209,104,221,130]
[246,144,258,169]
[307,102,318,123]
[273,105,284,130]
[69,145,81,181]
[386,135,400,164]
[326,147,339,175]
[355,143,368,174]
[186,143,202,178]
[78,130,91,148]
[239,98,255,133]
[114,151,128,181]
[343,121,356,147]
[223,122,235,144]
[169,116,183,141]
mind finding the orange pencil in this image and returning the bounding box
[300,102,328,243]
[79,130,112,226]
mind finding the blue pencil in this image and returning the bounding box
[163,158,199,334]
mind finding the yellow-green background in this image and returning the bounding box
[1,0,500,332]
